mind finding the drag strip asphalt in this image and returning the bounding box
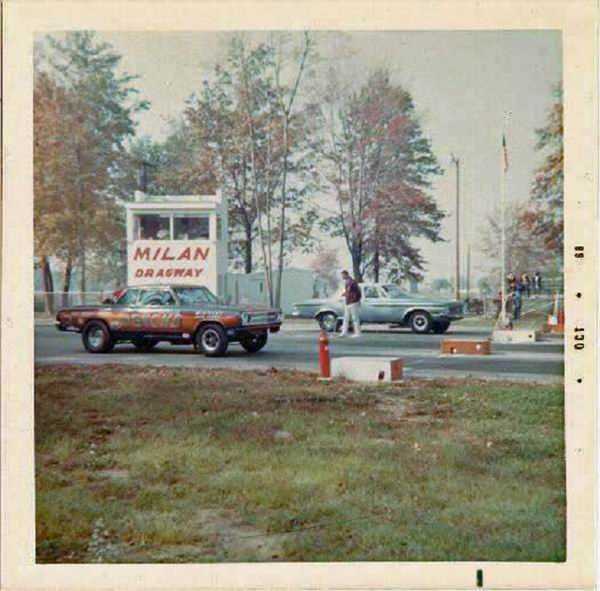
[35,323,564,383]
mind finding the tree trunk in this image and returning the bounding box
[239,44,273,306]
[62,257,72,307]
[244,220,253,274]
[373,246,380,283]
[275,33,310,308]
[79,249,86,294]
[40,256,55,315]
[75,146,87,297]
[275,121,289,309]
[119,240,128,285]
[373,217,380,283]
[352,250,362,283]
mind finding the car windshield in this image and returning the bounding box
[116,289,140,305]
[173,286,219,305]
[381,285,408,298]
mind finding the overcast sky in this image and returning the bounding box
[80,30,562,284]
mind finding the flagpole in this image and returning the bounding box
[500,153,506,328]
[499,132,508,328]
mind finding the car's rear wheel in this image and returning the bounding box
[240,332,268,353]
[82,320,114,353]
[318,312,338,333]
[133,338,158,352]
[432,320,450,334]
[195,324,228,357]
[409,311,433,334]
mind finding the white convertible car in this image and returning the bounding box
[291,283,464,334]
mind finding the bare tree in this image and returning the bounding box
[309,246,341,295]
[480,200,551,277]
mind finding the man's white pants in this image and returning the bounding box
[340,302,361,336]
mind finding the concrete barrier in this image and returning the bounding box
[492,329,538,343]
[330,357,403,383]
[441,339,491,355]
[547,324,564,335]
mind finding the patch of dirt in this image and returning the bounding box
[61,456,83,472]
[375,393,453,425]
[97,468,130,481]
[371,438,396,446]
[375,396,410,421]
[122,543,218,563]
[37,453,59,467]
[195,509,287,561]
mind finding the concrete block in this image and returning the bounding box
[492,329,538,344]
[441,339,491,355]
[330,357,403,383]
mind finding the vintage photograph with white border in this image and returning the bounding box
[2,1,597,589]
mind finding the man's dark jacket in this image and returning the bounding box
[345,279,362,305]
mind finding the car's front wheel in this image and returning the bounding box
[195,324,229,357]
[240,332,268,353]
[82,320,114,353]
[409,311,433,334]
[318,312,339,333]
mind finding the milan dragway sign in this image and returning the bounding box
[127,242,212,285]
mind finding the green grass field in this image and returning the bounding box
[35,365,565,563]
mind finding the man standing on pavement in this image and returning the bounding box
[533,271,543,294]
[521,272,531,297]
[340,270,362,338]
[512,281,523,321]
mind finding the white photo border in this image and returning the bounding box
[2,1,597,589]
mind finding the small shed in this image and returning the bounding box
[226,268,325,315]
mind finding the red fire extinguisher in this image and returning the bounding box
[319,330,331,378]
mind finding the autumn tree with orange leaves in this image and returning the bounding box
[34,70,67,312]
[522,84,563,257]
[319,70,444,283]
[34,32,148,309]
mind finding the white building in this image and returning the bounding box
[124,191,327,313]
[124,191,228,296]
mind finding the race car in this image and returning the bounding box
[55,284,282,357]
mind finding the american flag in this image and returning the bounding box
[502,134,509,173]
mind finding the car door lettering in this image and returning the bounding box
[128,312,182,329]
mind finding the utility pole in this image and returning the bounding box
[466,244,471,302]
[450,154,460,301]
[499,132,509,328]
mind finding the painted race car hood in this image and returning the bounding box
[58,302,280,315]
[183,302,280,315]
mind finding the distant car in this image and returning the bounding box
[55,284,282,357]
[291,283,463,334]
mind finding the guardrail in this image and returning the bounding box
[484,294,557,319]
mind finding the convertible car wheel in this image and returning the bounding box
[409,311,433,334]
[196,324,229,357]
[82,320,114,353]
[318,312,339,333]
